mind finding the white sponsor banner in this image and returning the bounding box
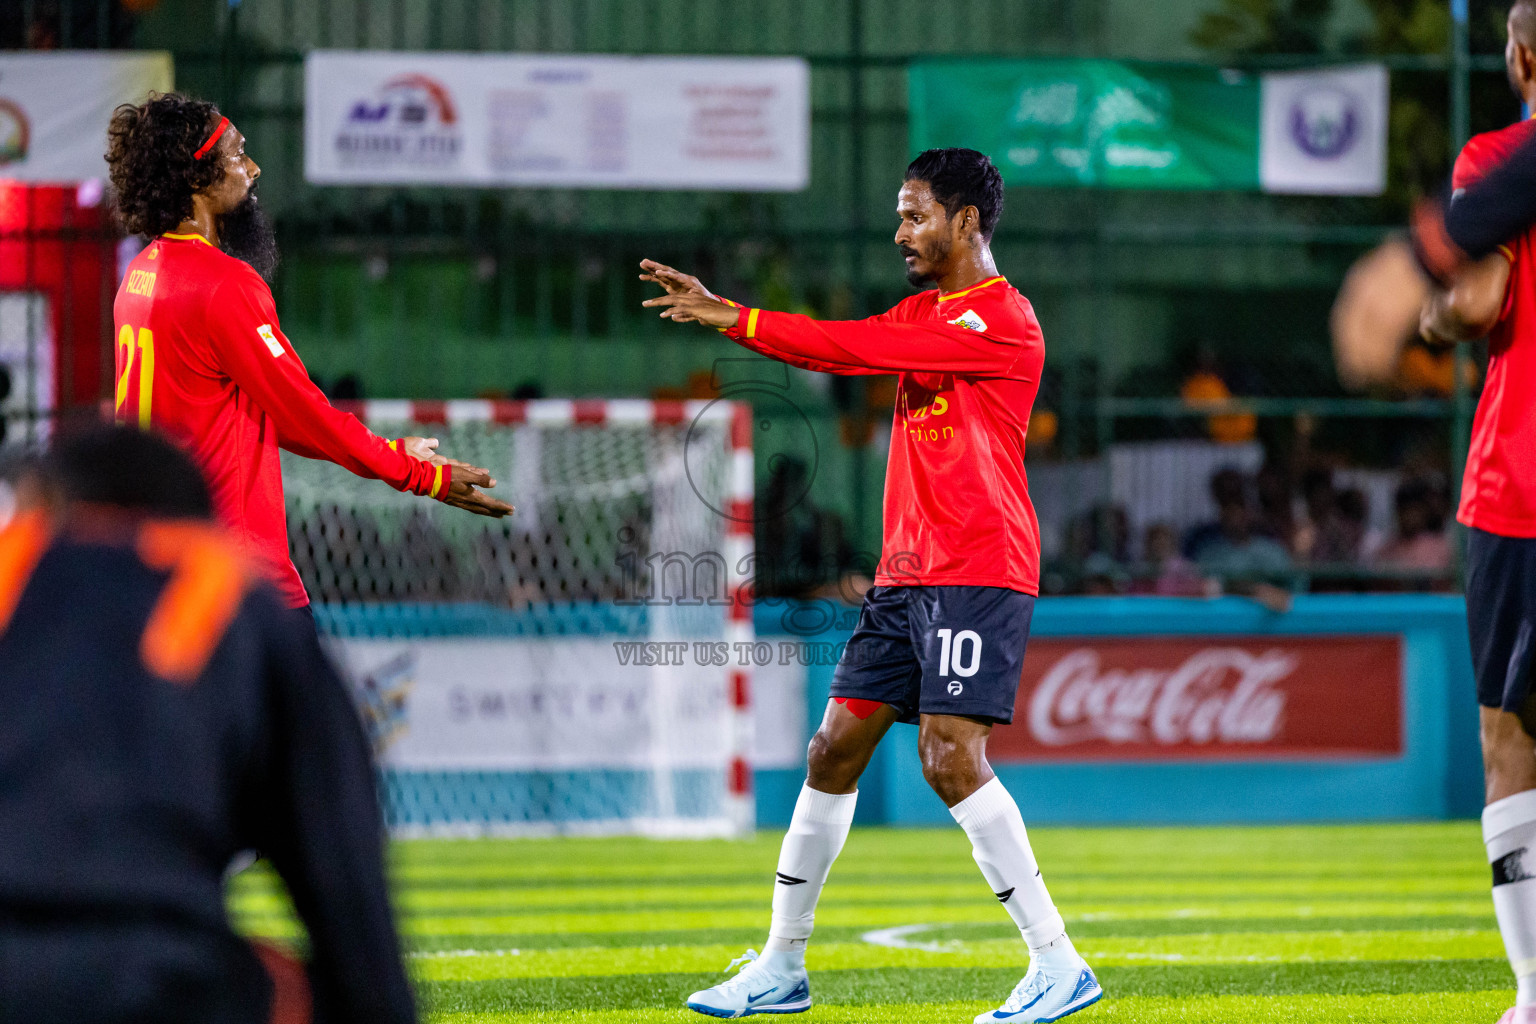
[332,637,730,770]
[0,52,173,183]
[305,51,809,190]
[1260,64,1387,195]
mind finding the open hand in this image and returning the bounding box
[442,464,515,518]
[639,259,717,300]
[642,291,740,329]
[399,437,513,518]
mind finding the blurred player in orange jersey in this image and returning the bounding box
[105,93,512,613]
[0,426,416,1024]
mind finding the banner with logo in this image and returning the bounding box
[329,637,732,770]
[1259,65,1388,194]
[989,635,1402,761]
[0,52,173,183]
[305,51,809,190]
[908,59,1386,195]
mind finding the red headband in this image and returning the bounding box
[192,117,230,160]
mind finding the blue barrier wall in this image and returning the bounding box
[757,595,1481,827]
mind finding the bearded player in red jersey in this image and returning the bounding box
[1414,7,1536,1023]
[644,149,1099,1023]
[106,93,512,613]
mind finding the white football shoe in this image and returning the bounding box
[974,956,1102,1023]
[1496,1008,1536,1024]
[686,949,812,1018]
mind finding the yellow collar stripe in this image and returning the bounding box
[161,232,214,247]
[939,276,1006,302]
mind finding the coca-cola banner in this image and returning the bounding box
[991,636,1403,762]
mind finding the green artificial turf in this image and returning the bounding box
[229,823,1512,1022]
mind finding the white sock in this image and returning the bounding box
[761,784,857,969]
[1486,790,1536,1006]
[950,777,1073,968]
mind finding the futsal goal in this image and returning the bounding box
[281,398,755,838]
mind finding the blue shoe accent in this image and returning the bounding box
[1035,968,1102,1023]
[976,963,1103,1023]
[685,952,812,1018]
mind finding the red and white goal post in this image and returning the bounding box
[282,398,755,838]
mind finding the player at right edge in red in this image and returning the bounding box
[1417,6,1536,1023]
[643,148,1099,1023]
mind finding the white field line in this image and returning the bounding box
[859,924,964,953]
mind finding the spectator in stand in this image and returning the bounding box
[1312,487,1374,565]
[1375,476,1454,574]
[1183,467,1248,560]
[1067,503,1131,595]
[1193,480,1293,581]
[1134,523,1211,597]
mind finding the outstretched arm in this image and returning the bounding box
[640,261,1023,376]
[206,270,512,518]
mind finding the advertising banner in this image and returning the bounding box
[989,635,1402,761]
[909,59,1386,194]
[329,636,732,770]
[0,52,173,183]
[305,51,809,190]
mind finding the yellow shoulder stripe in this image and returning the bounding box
[161,232,214,247]
[939,276,1007,302]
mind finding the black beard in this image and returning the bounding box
[903,238,950,287]
[219,192,279,282]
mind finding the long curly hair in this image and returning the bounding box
[105,92,225,238]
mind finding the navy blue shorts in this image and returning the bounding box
[1467,527,1536,712]
[829,585,1036,725]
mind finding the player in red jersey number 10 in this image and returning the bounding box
[644,149,1100,1024]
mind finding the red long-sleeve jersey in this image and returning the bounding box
[723,276,1045,594]
[113,232,451,607]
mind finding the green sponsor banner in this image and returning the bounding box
[909,59,1261,189]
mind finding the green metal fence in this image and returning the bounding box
[8,0,1519,591]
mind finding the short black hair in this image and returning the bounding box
[904,148,1006,241]
[105,92,224,238]
[48,425,212,520]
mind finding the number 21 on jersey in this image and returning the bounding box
[115,324,155,429]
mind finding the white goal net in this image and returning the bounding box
[281,399,755,837]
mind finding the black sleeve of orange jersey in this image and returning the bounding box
[251,602,417,1024]
[1418,131,1536,279]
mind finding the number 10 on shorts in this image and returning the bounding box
[936,628,983,677]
